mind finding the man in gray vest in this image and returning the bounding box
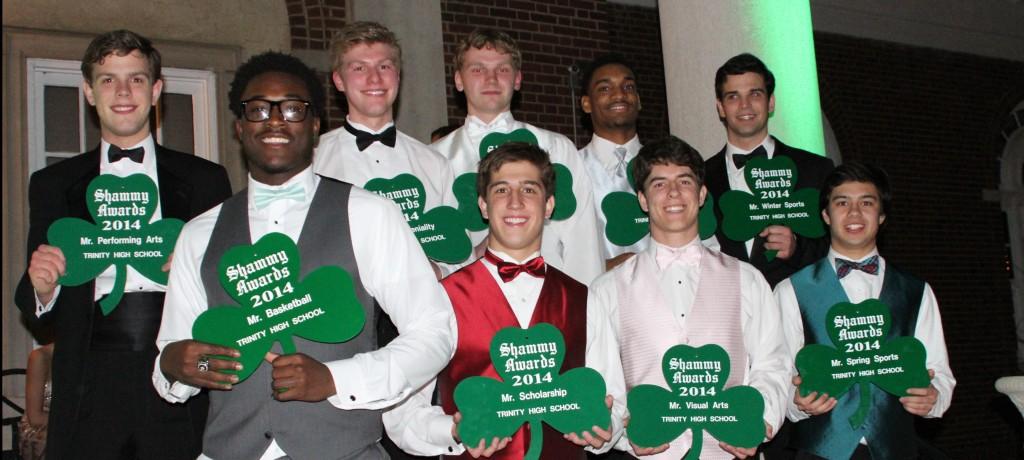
[153,52,456,460]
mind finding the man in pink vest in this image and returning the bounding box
[590,136,791,459]
[382,142,624,459]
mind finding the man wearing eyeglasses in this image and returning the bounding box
[314,21,459,279]
[154,51,455,460]
[15,30,230,459]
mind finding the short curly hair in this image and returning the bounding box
[228,51,326,120]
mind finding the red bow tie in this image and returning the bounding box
[484,251,546,283]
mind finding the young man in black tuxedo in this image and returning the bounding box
[15,29,231,459]
[704,53,833,289]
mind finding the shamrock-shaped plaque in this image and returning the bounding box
[795,300,930,428]
[47,174,182,314]
[454,323,609,460]
[627,344,764,459]
[363,174,471,263]
[718,156,824,260]
[191,232,365,382]
[452,129,577,230]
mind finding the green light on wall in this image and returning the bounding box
[748,0,826,156]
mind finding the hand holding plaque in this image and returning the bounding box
[718,156,824,260]
[626,344,765,460]
[47,174,183,314]
[453,323,610,460]
[191,232,365,383]
[795,299,930,427]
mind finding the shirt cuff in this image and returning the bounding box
[325,358,410,410]
[35,286,60,317]
[428,413,463,455]
[151,356,200,403]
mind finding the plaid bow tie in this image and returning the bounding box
[835,255,879,279]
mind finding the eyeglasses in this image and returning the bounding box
[240,98,312,122]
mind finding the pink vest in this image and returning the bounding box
[616,246,744,460]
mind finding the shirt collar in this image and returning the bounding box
[346,116,395,135]
[650,235,702,253]
[100,136,157,170]
[485,248,541,265]
[247,165,318,204]
[465,111,515,133]
[589,134,641,171]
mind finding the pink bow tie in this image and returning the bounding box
[655,244,702,270]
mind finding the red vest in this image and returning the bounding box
[439,260,587,460]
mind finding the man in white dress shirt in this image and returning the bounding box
[775,162,954,460]
[314,21,460,278]
[590,136,790,460]
[432,28,603,285]
[578,54,645,270]
[154,52,455,460]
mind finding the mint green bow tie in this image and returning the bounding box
[253,184,306,209]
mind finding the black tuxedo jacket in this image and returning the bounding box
[705,137,834,287]
[14,145,231,459]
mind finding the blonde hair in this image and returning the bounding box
[454,28,522,71]
[330,21,401,71]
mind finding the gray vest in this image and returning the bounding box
[200,178,383,460]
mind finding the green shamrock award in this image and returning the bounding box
[47,174,182,314]
[627,344,764,459]
[452,129,577,230]
[718,156,824,260]
[453,323,610,460]
[795,300,930,428]
[363,174,471,263]
[191,232,366,382]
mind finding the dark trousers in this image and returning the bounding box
[68,349,201,459]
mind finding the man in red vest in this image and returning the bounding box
[383,142,623,458]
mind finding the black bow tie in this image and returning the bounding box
[732,145,767,169]
[344,122,397,151]
[108,145,145,163]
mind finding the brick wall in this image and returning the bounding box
[285,0,347,131]
[607,2,670,144]
[815,31,1024,457]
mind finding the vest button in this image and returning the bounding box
[264,431,272,439]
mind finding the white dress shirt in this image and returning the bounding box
[432,112,604,285]
[35,136,166,316]
[314,117,458,212]
[579,134,649,260]
[588,238,792,453]
[382,250,627,456]
[775,248,955,424]
[151,166,457,460]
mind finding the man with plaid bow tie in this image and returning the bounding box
[775,162,955,460]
